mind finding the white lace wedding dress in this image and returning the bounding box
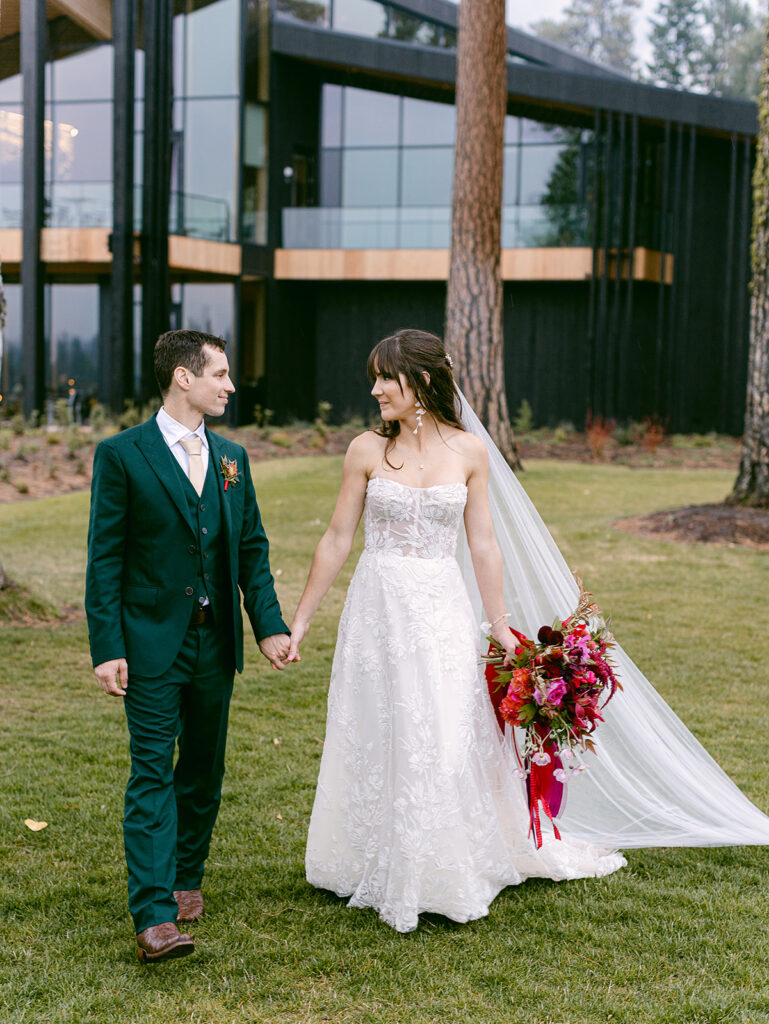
[306,476,626,933]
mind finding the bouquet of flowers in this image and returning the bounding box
[483,583,621,848]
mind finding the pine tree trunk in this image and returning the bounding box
[445,0,521,469]
[729,13,769,507]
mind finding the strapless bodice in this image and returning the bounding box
[363,476,468,560]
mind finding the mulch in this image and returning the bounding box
[2,423,767,551]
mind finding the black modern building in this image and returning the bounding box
[0,0,758,432]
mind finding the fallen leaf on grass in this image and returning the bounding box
[24,819,48,832]
[273,737,282,746]
[276,813,283,820]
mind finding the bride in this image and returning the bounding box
[287,328,769,934]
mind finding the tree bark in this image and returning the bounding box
[445,0,521,469]
[729,11,769,507]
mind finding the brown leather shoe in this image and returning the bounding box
[136,922,194,964]
[174,888,204,923]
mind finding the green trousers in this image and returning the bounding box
[123,618,234,933]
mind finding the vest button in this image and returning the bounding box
[185,586,194,596]
[200,503,206,511]
[204,573,210,580]
[201,527,208,535]
[198,596,205,604]
[188,544,196,554]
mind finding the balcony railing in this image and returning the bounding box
[281,204,592,249]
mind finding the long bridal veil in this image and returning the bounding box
[455,389,769,847]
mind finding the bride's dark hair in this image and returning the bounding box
[367,329,463,463]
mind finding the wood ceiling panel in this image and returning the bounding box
[0,0,111,42]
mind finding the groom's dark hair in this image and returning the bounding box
[154,329,227,396]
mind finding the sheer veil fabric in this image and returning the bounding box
[455,389,769,848]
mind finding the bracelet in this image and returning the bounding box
[489,612,510,628]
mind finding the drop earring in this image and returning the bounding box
[413,399,424,435]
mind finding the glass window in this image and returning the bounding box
[46,102,112,183]
[243,104,268,244]
[48,181,112,228]
[343,87,399,147]
[274,0,330,27]
[521,118,569,143]
[401,148,453,206]
[1,284,22,404]
[184,0,239,97]
[0,106,24,183]
[0,184,22,228]
[0,74,22,103]
[504,115,520,145]
[332,0,389,38]
[321,84,343,148]
[391,13,444,45]
[502,145,519,206]
[402,97,455,146]
[183,98,239,240]
[179,283,234,339]
[320,148,342,207]
[48,284,100,398]
[51,45,113,101]
[440,28,457,48]
[342,148,398,206]
[520,144,564,205]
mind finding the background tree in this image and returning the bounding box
[647,0,707,88]
[729,7,769,507]
[701,0,762,98]
[445,0,519,467]
[531,0,641,75]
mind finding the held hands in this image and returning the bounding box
[94,658,128,697]
[259,633,291,670]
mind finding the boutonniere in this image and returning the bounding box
[219,454,240,491]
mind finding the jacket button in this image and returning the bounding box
[198,596,205,605]
[201,527,208,535]
[200,503,206,512]
[188,544,196,554]
[185,586,194,596]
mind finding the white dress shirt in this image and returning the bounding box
[156,406,210,478]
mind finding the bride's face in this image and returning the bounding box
[370,367,415,422]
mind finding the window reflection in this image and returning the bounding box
[342,149,398,206]
[47,284,100,399]
[275,0,330,27]
[180,98,239,240]
[344,87,399,147]
[520,144,564,205]
[176,282,235,340]
[401,148,453,206]
[402,97,454,146]
[0,74,22,103]
[243,102,268,243]
[51,45,113,102]
[333,0,388,37]
[322,84,343,147]
[184,0,239,97]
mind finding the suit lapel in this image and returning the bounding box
[207,429,234,539]
[135,416,196,536]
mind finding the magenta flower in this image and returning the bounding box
[547,678,568,705]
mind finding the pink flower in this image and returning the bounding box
[546,678,568,706]
[532,751,551,766]
[553,768,568,783]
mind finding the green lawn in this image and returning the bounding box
[2,457,769,1024]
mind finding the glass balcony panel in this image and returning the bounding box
[342,148,398,206]
[46,181,112,228]
[321,84,343,147]
[282,205,590,250]
[51,44,113,101]
[402,97,455,146]
[400,147,453,206]
[274,0,330,27]
[185,0,240,97]
[343,86,399,147]
[0,183,22,228]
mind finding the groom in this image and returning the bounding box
[85,329,290,963]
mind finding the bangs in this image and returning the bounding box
[367,336,403,387]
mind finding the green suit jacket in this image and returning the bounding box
[85,415,287,678]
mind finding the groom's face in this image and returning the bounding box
[186,345,235,418]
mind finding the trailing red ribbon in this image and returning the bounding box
[528,758,562,849]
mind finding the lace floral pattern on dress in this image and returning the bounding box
[306,477,625,933]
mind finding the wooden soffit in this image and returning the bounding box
[1,0,112,42]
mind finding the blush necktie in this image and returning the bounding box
[180,435,205,496]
